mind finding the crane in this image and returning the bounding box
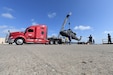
[59,12,82,42]
[58,12,72,38]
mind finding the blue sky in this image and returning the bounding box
[0,0,113,44]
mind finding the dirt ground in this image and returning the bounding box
[0,44,113,75]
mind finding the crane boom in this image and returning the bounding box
[58,12,72,38]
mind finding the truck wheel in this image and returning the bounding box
[15,38,24,45]
[49,40,54,45]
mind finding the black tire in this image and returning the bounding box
[54,40,58,45]
[49,40,54,45]
[15,38,24,45]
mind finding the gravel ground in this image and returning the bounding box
[0,44,113,75]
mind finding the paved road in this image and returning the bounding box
[0,44,113,75]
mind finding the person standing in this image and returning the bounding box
[65,37,69,44]
[88,35,93,44]
[108,33,112,44]
[68,36,71,44]
[93,39,95,44]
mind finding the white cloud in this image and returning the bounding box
[32,22,37,25]
[48,12,56,18]
[31,19,35,22]
[48,33,57,38]
[0,25,8,29]
[104,31,113,34]
[1,13,15,19]
[31,19,37,25]
[0,25,25,33]
[3,28,25,34]
[0,25,25,37]
[3,7,14,12]
[52,33,57,36]
[74,25,91,30]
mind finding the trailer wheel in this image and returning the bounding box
[15,38,24,45]
[55,40,58,45]
[49,40,54,45]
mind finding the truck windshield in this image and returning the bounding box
[25,28,29,33]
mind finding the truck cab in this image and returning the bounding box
[7,25,49,45]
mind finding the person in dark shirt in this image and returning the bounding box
[108,33,112,44]
[88,35,92,44]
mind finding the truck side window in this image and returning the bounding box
[28,29,33,32]
[41,31,44,35]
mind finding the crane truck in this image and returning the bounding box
[6,13,81,45]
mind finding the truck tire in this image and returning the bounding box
[49,40,54,45]
[15,38,24,45]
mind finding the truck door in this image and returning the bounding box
[25,27,35,39]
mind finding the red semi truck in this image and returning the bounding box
[6,25,62,45]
